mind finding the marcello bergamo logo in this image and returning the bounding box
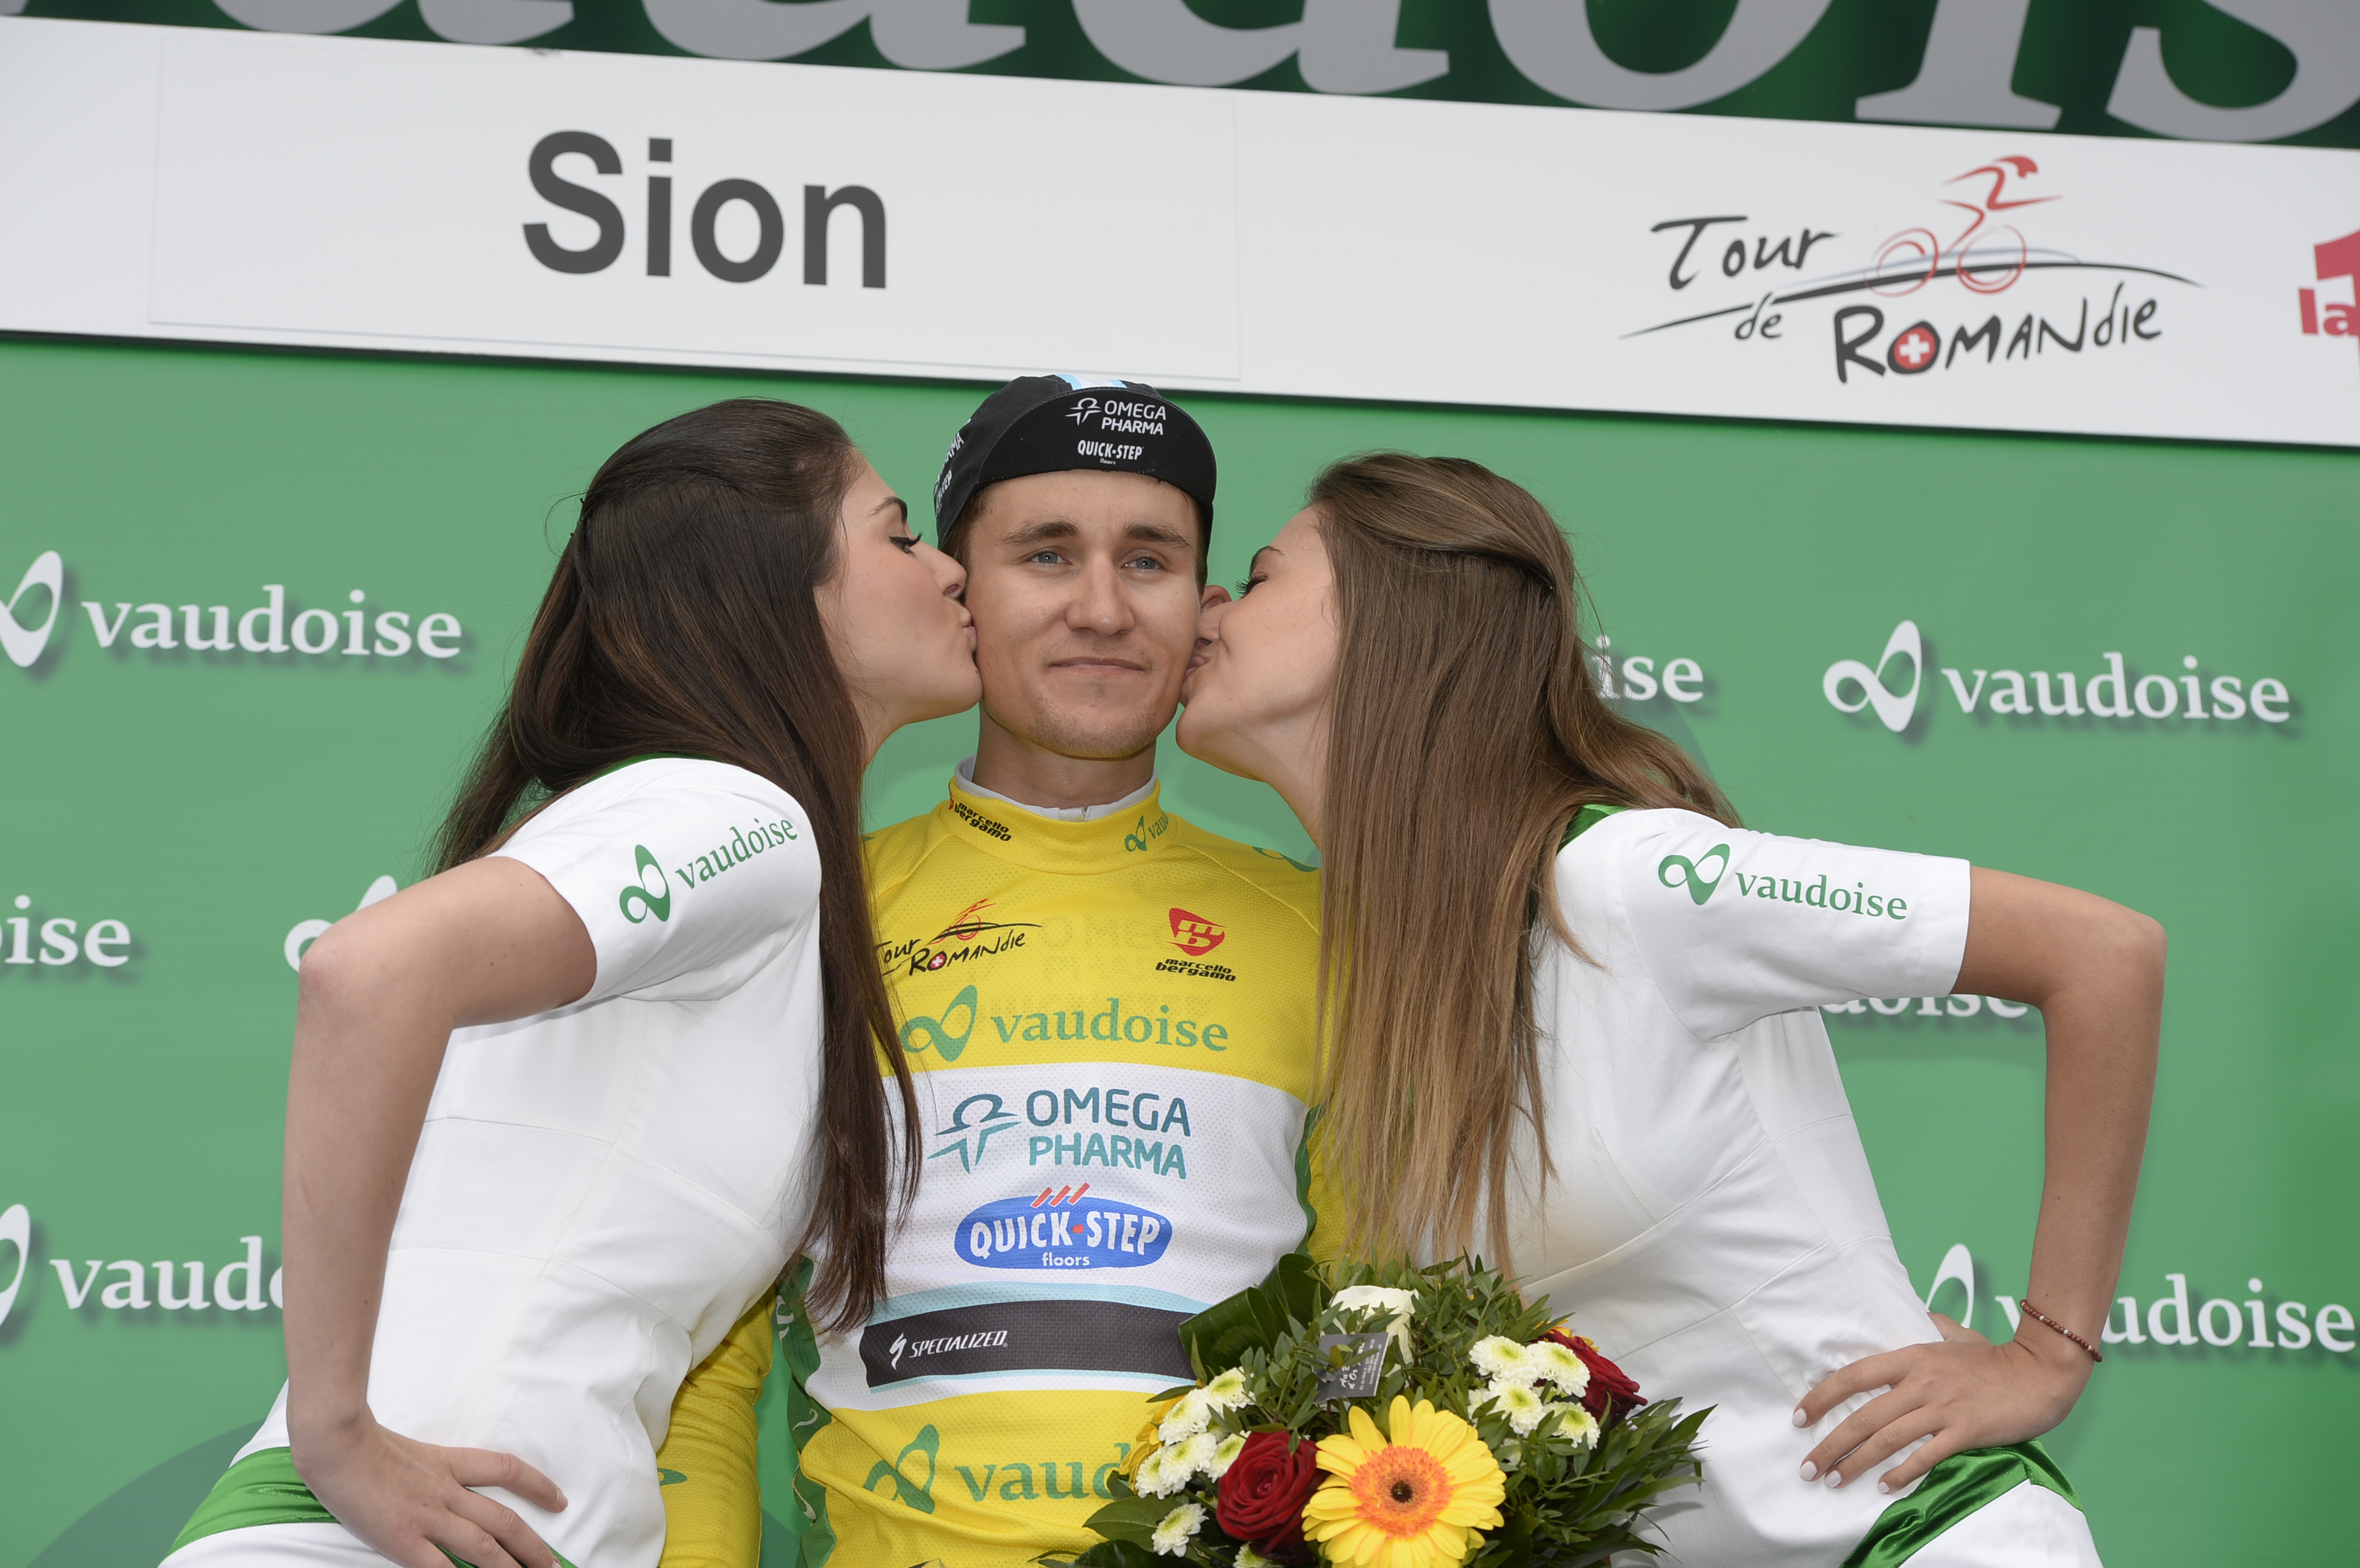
[1824,620,2292,733]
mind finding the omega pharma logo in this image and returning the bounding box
[3,550,464,670]
[1824,620,2292,734]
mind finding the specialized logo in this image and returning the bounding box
[1655,845,1730,905]
[858,1299,1192,1389]
[879,899,1038,977]
[1167,907,1224,956]
[284,875,398,970]
[957,1187,1172,1270]
[1,552,62,669]
[902,984,979,1062]
[1827,619,2294,734]
[618,845,671,924]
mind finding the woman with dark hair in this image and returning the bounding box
[162,400,979,1568]
[1176,454,2161,1567]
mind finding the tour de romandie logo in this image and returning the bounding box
[1822,620,2295,735]
[879,899,1040,979]
[1627,155,2192,388]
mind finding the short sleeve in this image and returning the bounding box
[1577,809,1970,1041]
[494,760,821,1004]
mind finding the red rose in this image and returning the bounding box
[1546,1329,1648,1428]
[1215,1431,1322,1562]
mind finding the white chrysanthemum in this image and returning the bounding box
[1550,1404,1602,1449]
[1151,1502,1207,1557]
[1157,1389,1213,1444]
[1527,1339,1591,1398]
[1208,1433,1248,1479]
[1487,1380,1550,1435]
[1133,1445,1187,1499]
[1471,1335,1539,1386]
[1202,1368,1252,1413]
[1170,1430,1221,1479]
[1331,1285,1419,1359]
[1237,1548,1277,1568]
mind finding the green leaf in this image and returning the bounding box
[1178,1251,1326,1375]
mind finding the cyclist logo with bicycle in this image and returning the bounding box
[1629,153,2194,386]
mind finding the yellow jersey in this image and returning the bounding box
[656,776,1328,1567]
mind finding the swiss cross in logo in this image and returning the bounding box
[1886,322,1940,374]
[1168,908,1225,956]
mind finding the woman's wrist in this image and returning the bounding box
[2010,1316,2097,1385]
[287,1397,374,1462]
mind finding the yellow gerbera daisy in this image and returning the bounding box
[1302,1396,1507,1568]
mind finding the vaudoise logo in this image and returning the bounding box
[1823,620,2293,735]
[3,547,465,673]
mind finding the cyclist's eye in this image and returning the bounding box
[1127,555,1161,571]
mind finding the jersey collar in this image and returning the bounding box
[938,775,1178,874]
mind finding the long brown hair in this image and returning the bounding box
[1310,453,1734,1267]
[435,397,917,1332]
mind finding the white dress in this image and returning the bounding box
[1494,808,2102,1568]
[164,758,828,1568]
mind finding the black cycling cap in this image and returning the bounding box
[931,373,1217,539]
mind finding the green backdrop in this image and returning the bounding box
[1,335,2352,1566]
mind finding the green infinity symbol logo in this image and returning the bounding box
[618,844,672,924]
[1658,844,1731,906]
[900,984,978,1062]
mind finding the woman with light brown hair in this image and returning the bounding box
[1176,453,2160,1568]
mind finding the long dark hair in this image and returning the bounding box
[435,397,917,1331]
[1308,453,1734,1268]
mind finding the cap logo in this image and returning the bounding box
[1064,396,1101,424]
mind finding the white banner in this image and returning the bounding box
[4,18,2357,447]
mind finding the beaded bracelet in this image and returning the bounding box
[2019,1300,2103,1362]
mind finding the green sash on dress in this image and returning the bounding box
[1843,1439,2081,1567]
[171,1446,581,1567]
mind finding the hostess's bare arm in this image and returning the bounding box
[282,859,596,1568]
[1799,866,2165,1491]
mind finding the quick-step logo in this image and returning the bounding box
[957,1186,1172,1270]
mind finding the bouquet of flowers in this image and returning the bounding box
[1071,1256,1707,1568]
